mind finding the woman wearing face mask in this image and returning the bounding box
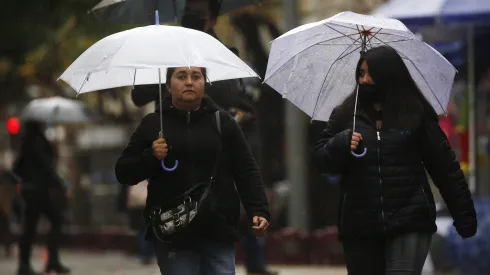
[315,46,477,275]
[115,67,270,275]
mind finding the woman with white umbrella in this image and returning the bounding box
[314,46,477,274]
[57,21,269,274]
[114,66,270,275]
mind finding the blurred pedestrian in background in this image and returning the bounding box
[13,121,70,275]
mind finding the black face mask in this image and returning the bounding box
[181,13,207,32]
[358,84,384,103]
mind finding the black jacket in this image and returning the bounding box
[13,132,61,191]
[115,97,269,244]
[130,77,261,164]
[315,106,477,241]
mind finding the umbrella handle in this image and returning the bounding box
[161,159,179,172]
[155,10,160,25]
[351,147,367,158]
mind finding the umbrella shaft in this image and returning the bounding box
[353,84,360,132]
[158,68,163,133]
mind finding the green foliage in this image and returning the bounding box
[0,0,129,103]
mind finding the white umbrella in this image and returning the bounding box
[264,11,456,122]
[58,25,258,94]
[264,11,456,157]
[21,96,96,123]
[58,24,259,171]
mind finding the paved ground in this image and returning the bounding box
[0,247,347,275]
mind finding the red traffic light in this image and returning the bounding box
[6,117,20,135]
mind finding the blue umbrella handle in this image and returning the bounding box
[351,147,367,158]
[155,10,160,25]
[161,159,179,171]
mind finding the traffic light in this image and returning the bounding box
[5,117,21,151]
[6,117,20,135]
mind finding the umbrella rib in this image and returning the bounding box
[310,36,364,119]
[363,26,383,49]
[318,43,362,45]
[365,27,382,47]
[264,32,359,82]
[371,38,412,44]
[314,32,360,45]
[319,39,411,46]
[371,35,446,112]
[78,73,91,94]
[323,24,359,43]
[336,44,364,62]
[376,32,419,41]
[328,22,360,32]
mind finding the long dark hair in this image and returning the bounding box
[336,46,438,129]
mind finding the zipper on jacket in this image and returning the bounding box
[376,131,386,230]
[340,193,347,230]
[186,112,191,125]
[421,187,434,219]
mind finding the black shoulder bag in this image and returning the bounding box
[150,111,222,243]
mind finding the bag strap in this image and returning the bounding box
[215,110,221,135]
[149,111,223,221]
[209,111,222,183]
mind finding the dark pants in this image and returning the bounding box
[128,209,154,260]
[154,239,235,275]
[18,191,63,267]
[244,228,266,273]
[138,229,154,260]
[0,211,13,254]
[342,233,432,275]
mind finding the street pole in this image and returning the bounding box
[467,25,476,194]
[283,0,309,231]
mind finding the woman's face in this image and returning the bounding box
[359,61,375,84]
[167,67,205,104]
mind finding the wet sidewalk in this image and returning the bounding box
[0,247,347,275]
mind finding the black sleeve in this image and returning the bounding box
[221,112,270,222]
[314,108,352,174]
[115,115,159,186]
[420,118,477,238]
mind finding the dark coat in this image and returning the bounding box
[115,97,270,245]
[13,130,61,191]
[315,105,477,241]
